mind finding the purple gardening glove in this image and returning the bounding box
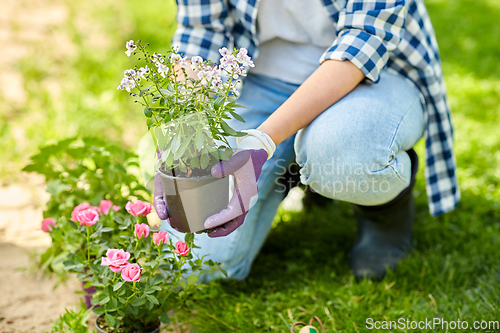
[153,150,169,221]
[153,173,168,220]
[205,148,268,237]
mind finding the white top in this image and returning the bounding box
[250,0,337,84]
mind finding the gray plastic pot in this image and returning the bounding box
[157,170,230,233]
[95,316,161,333]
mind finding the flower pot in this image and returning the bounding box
[95,315,161,333]
[157,170,230,233]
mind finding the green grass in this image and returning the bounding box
[2,0,499,331]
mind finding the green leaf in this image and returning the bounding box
[140,85,153,97]
[229,110,246,123]
[190,155,199,169]
[164,149,174,168]
[178,159,187,173]
[195,128,204,150]
[220,120,238,136]
[113,282,123,292]
[173,133,194,160]
[46,179,69,196]
[171,133,181,154]
[105,313,116,327]
[101,227,114,232]
[187,274,198,287]
[214,96,225,110]
[99,296,110,305]
[93,307,105,315]
[160,313,170,324]
[145,294,159,305]
[132,296,146,306]
[200,151,209,169]
[144,107,153,118]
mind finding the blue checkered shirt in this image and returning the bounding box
[172,0,460,215]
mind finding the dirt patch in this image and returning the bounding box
[0,243,82,333]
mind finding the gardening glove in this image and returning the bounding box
[153,150,169,221]
[153,173,169,220]
[205,129,276,237]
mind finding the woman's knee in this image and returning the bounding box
[295,126,410,205]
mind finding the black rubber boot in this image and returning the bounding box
[349,148,418,279]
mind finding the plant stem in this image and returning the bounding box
[86,227,91,264]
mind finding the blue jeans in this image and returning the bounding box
[160,70,425,281]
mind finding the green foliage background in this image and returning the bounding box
[1,0,499,331]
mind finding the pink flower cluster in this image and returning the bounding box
[101,249,141,282]
[70,200,121,227]
[98,200,121,215]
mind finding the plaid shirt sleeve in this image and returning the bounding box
[320,0,406,83]
[172,0,234,62]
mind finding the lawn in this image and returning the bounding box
[2,0,499,331]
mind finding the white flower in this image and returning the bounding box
[125,40,136,57]
[137,66,150,80]
[219,47,229,57]
[220,54,238,71]
[124,69,137,77]
[235,66,247,77]
[191,56,203,65]
[157,63,169,78]
[190,56,203,71]
[151,53,165,64]
[236,48,254,67]
[117,77,135,92]
[211,76,223,90]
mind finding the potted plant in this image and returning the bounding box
[60,198,224,332]
[118,40,254,233]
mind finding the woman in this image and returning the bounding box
[156,0,460,279]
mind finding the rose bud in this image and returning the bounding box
[152,231,169,246]
[174,240,191,256]
[101,249,130,273]
[125,200,152,216]
[112,205,121,212]
[41,218,56,232]
[121,263,141,282]
[134,223,150,239]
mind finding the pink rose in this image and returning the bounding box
[174,241,191,256]
[125,200,152,216]
[152,231,169,245]
[121,263,141,282]
[76,208,99,226]
[112,205,121,212]
[98,200,113,215]
[41,218,56,232]
[134,223,150,239]
[71,203,91,222]
[101,249,130,273]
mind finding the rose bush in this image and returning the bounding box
[24,137,150,283]
[58,199,223,332]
